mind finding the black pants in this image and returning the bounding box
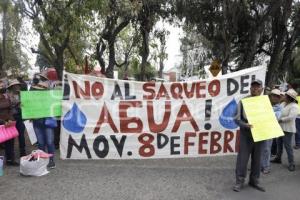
[4,139,15,161]
[0,121,15,161]
[14,114,26,155]
[235,130,263,184]
[271,138,277,155]
[54,120,61,149]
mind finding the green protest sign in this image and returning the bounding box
[21,90,63,119]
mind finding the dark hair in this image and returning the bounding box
[32,77,39,85]
[286,95,297,103]
[0,88,6,94]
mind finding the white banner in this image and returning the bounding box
[60,66,266,159]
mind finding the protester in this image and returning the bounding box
[53,81,62,149]
[31,81,56,169]
[271,89,299,171]
[16,76,28,91]
[260,89,282,174]
[294,113,300,149]
[0,79,18,166]
[233,79,265,192]
[271,91,286,155]
[7,79,27,157]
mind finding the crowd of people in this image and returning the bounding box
[233,79,300,192]
[0,68,60,169]
[1,69,300,190]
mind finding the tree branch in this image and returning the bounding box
[113,18,130,38]
[30,47,52,63]
[96,38,106,69]
[257,48,271,56]
[67,45,79,65]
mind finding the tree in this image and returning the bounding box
[136,0,169,81]
[119,57,155,81]
[0,0,29,77]
[87,0,142,78]
[154,29,169,78]
[173,0,300,87]
[173,0,237,74]
[115,24,141,78]
[179,24,212,78]
[18,0,87,79]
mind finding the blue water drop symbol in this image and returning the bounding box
[219,99,238,129]
[63,103,87,133]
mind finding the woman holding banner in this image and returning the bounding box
[260,89,282,174]
[7,80,27,157]
[271,89,299,171]
[0,79,18,166]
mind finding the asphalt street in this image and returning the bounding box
[1,146,300,200]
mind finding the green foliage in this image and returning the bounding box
[5,0,298,85]
[118,57,155,81]
[18,0,90,77]
[0,0,29,77]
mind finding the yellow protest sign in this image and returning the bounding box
[241,95,284,142]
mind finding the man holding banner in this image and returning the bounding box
[233,79,265,192]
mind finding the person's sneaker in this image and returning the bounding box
[233,183,243,192]
[47,160,56,169]
[271,157,282,164]
[262,169,270,174]
[294,145,300,150]
[6,160,19,166]
[248,182,266,192]
[288,164,295,172]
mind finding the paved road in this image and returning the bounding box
[1,148,300,200]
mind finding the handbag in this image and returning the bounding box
[44,117,58,128]
[0,121,19,143]
[20,150,50,176]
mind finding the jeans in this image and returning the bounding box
[33,119,55,158]
[261,139,273,170]
[295,118,300,146]
[276,132,294,165]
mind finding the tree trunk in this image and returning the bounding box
[0,47,3,73]
[265,0,293,87]
[158,57,164,78]
[1,1,8,71]
[158,43,165,78]
[96,39,106,74]
[105,37,116,78]
[280,31,297,78]
[239,30,259,69]
[54,51,64,80]
[221,36,231,74]
[140,27,150,81]
[266,33,285,87]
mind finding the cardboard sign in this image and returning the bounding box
[242,95,284,142]
[21,90,63,119]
